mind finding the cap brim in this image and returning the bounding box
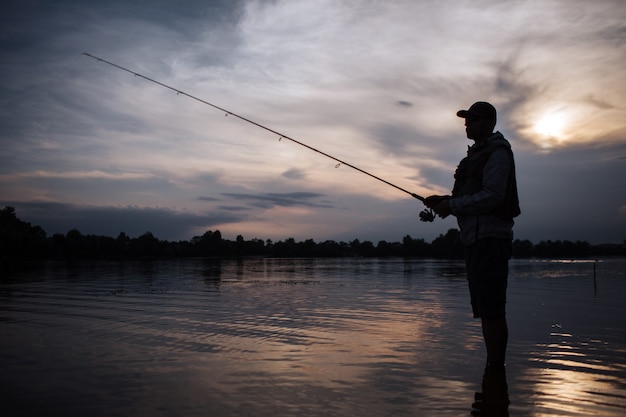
[456,110,470,118]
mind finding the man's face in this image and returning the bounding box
[464,117,492,141]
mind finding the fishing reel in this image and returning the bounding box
[419,195,451,222]
[419,208,436,222]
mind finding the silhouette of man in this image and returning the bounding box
[425,101,520,368]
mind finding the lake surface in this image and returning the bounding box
[1,258,625,416]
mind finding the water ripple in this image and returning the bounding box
[2,258,625,416]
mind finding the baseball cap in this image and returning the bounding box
[456,101,497,121]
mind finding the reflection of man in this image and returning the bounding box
[425,101,520,368]
[472,365,510,416]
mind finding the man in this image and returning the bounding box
[425,101,520,368]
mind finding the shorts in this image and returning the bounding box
[465,238,511,319]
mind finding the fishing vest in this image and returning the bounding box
[452,135,521,219]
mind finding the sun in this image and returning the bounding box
[531,111,571,149]
[534,113,566,139]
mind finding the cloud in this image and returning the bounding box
[1,0,625,245]
[221,191,334,209]
[6,201,242,241]
[198,196,222,202]
[216,205,249,212]
[282,168,306,180]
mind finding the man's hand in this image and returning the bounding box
[424,195,448,208]
[425,195,452,218]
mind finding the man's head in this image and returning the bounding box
[457,101,497,141]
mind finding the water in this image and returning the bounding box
[1,258,625,416]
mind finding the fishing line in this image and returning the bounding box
[82,53,436,221]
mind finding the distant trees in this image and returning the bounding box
[430,229,464,259]
[0,206,48,260]
[1,206,624,263]
[191,230,225,257]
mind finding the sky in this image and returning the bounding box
[1,0,625,245]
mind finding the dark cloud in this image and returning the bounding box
[282,168,306,180]
[489,58,539,120]
[590,21,626,47]
[1,0,244,37]
[4,173,183,203]
[5,201,243,241]
[216,205,249,212]
[369,123,422,156]
[0,0,246,148]
[396,101,413,108]
[513,142,626,244]
[585,95,616,110]
[419,166,455,191]
[221,191,334,209]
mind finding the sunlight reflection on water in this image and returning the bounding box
[1,258,625,416]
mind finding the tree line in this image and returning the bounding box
[1,206,624,263]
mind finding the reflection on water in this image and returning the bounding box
[507,259,626,417]
[1,258,625,416]
[471,366,509,417]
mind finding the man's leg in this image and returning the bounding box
[482,315,508,367]
[467,238,511,366]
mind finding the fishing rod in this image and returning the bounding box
[82,53,436,221]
